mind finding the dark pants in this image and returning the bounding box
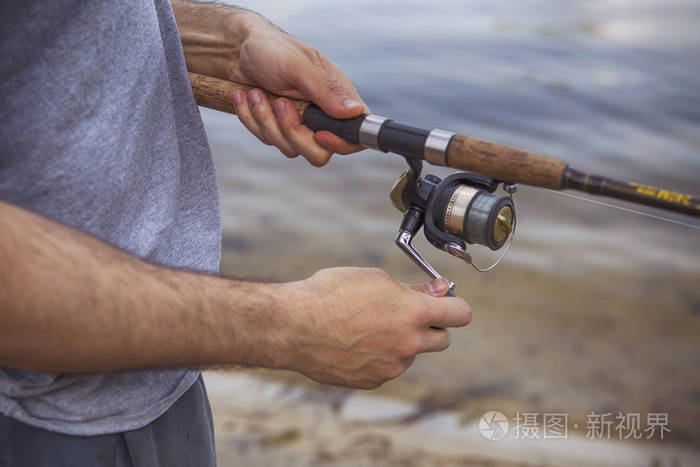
[0,375,216,467]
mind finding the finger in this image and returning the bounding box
[408,278,451,297]
[314,131,365,156]
[335,71,371,113]
[420,329,452,353]
[423,296,472,329]
[310,71,369,155]
[290,55,368,119]
[232,90,269,145]
[274,98,333,167]
[401,356,416,369]
[247,89,299,158]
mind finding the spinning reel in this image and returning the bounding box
[390,158,517,296]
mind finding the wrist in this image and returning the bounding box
[221,8,269,44]
[211,278,307,371]
[246,278,319,372]
[173,2,275,80]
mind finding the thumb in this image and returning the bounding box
[293,65,365,119]
[408,278,451,297]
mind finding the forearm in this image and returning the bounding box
[0,200,290,373]
[171,1,266,80]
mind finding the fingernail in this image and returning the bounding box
[427,278,447,295]
[274,99,285,117]
[342,98,361,110]
[248,90,261,107]
[232,91,243,106]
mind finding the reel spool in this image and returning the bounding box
[430,174,515,251]
[390,160,517,295]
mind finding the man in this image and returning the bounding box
[0,1,471,465]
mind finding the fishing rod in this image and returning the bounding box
[189,72,700,293]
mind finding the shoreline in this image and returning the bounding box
[205,371,700,466]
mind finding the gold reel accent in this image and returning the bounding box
[493,205,514,243]
[389,170,409,213]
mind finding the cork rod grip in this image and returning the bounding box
[447,135,567,189]
[188,72,309,118]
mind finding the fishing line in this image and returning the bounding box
[543,189,700,230]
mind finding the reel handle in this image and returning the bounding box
[396,209,457,297]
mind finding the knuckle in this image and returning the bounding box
[402,336,423,357]
[250,103,270,121]
[322,75,345,99]
[279,122,300,140]
[367,267,390,280]
[307,51,348,100]
[357,379,382,390]
[462,308,473,326]
[308,156,329,168]
[308,47,327,66]
[237,115,261,135]
[413,307,430,327]
[367,381,383,390]
[335,144,361,155]
[411,299,432,326]
[276,111,298,132]
[251,111,271,126]
[235,110,250,122]
[385,363,405,380]
[259,132,274,146]
[304,148,332,167]
[440,331,452,350]
[455,299,472,326]
[246,127,270,146]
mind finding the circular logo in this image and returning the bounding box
[478,410,509,440]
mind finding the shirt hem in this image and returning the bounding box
[0,369,201,436]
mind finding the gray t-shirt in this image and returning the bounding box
[0,0,221,435]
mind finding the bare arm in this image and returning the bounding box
[0,201,471,388]
[0,200,286,372]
